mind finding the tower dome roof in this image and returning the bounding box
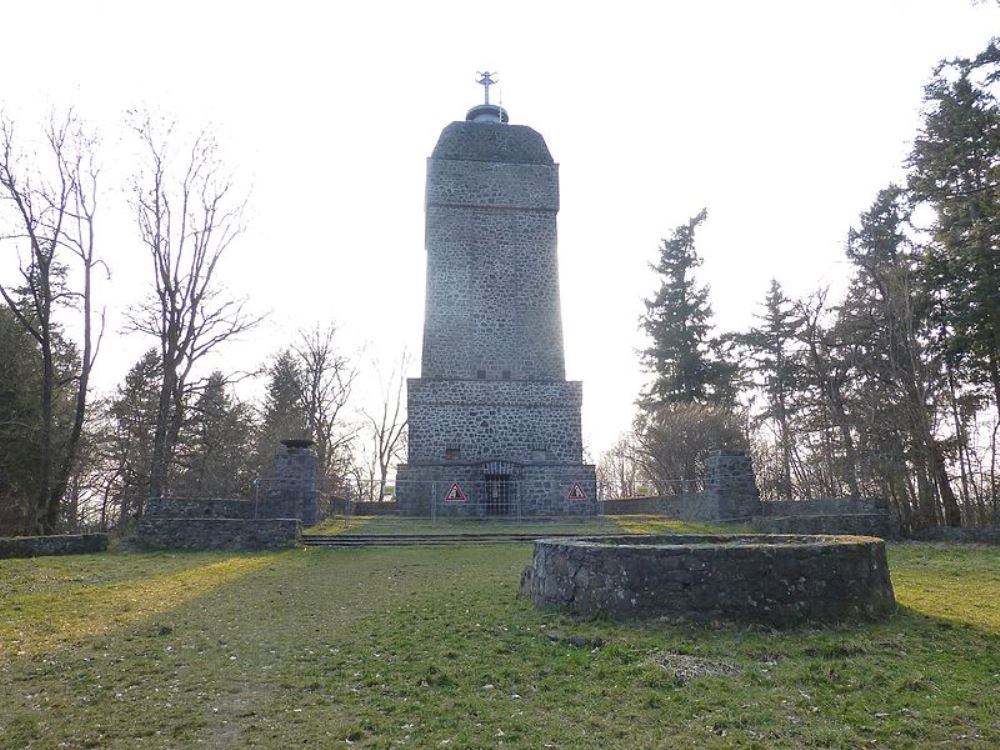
[431,122,553,165]
[465,102,509,124]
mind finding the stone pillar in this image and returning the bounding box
[703,449,761,521]
[261,439,318,525]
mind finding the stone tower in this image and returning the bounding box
[395,75,597,516]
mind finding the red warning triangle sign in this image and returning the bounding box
[443,482,467,503]
[567,481,588,501]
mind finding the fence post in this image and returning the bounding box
[344,483,352,530]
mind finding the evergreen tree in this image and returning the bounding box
[790,291,863,499]
[0,308,44,533]
[174,372,256,498]
[839,186,958,527]
[90,349,162,527]
[737,280,802,499]
[640,209,730,406]
[0,305,84,533]
[909,42,1000,421]
[255,350,310,479]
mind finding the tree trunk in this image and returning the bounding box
[35,336,55,534]
[148,365,176,501]
[990,346,1000,425]
[945,361,972,508]
[932,441,963,526]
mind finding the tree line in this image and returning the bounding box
[599,42,1000,532]
[0,114,405,536]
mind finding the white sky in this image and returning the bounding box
[2,0,998,460]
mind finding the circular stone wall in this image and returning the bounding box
[519,534,895,625]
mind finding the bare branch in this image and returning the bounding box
[125,114,260,499]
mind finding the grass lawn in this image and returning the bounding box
[1,539,998,748]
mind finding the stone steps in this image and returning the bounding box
[301,532,612,547]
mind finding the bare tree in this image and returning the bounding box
[0,112,103,534]
[363,352,409,501]
[596,434,643,499]
[127,115,260,501]
[292,324,358,484]
[345,443,379,504]
[632,402,745,494]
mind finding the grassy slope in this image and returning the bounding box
[0,541,997,749]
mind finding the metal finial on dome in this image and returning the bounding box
[467,70,509,124]
[476,71,498,104]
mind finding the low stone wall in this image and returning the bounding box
[598,450,762,523]
[520,534,896,625]
[143,497,256,520]
[753,498,898,538]
[136,518,300,551]
[0,533,108,559]
[912,527,1000,545]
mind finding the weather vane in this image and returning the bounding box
[476,71,498,105]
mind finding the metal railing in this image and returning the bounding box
[394,479,526,523]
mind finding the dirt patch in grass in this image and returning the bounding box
[643,651,743,684]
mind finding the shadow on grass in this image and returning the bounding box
[3,543,999,748]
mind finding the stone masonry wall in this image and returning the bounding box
[136,518,300,551]
[143,497,255,520]
[407,380,583,464]
[396,462,597,517]
[398,118,592,517]
[409,379,582,407]
[520,535,897,625]
[598,450,761,523]
[421,122,563,383]
[136,440,317,549]
[0,533,108,559]
[422,206,564,381]
[753,498,899,538]
[703,449,762,520]
[426,161,559,211]
[597,453,898,538]
[911,526,1000,544]
[430,121,554,165]
[521,463,598,516]
[260,442,318,526]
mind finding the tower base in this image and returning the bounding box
[395,462,597,517]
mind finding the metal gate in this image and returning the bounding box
[485,476,514,515]
[483,460,516,516]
